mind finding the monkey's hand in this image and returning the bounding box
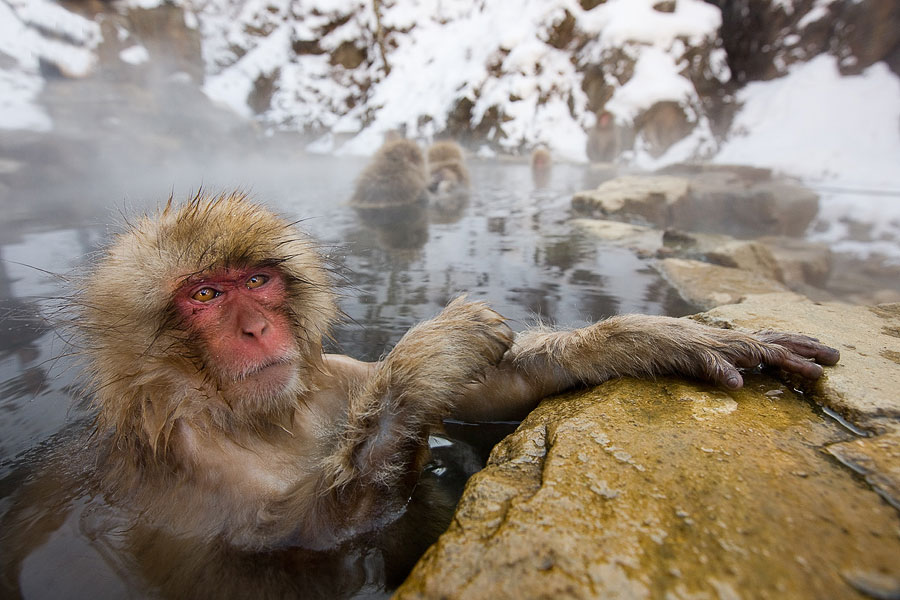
[511,315,840,393]
[374,296,514,399]
[673,326,840,390]
[722,330,841,387]
[323,297,512,497]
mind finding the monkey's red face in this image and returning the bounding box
[174,267,300,401]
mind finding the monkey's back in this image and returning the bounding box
[351,139,429,208]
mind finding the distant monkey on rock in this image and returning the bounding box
[53,191,839,555]
[350,138,428,208]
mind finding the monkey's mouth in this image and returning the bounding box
[239,358,294,380]
[224,357,300,398]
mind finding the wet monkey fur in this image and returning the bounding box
[72,191,838,551]
[350,138,428,208]
[426,140,470,195]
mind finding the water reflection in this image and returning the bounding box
[2,438,474,600]
[0,155,694,597]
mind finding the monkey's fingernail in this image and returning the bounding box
[726,375,741,388]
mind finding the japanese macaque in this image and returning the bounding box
[426,140,464,164]
[586,110,623,163]
[350,139,428,208]
[425,140,470,216]
[427,158,470,195]
[3,192,840,596]
[531,146,552,187]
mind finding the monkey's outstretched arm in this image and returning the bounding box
[319,297,512,499]
[452,314,840,422]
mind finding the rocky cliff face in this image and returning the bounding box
[708,0,900,82]
[5,0,896,162]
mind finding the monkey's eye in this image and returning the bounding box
[192,288,220,302]
[246,274,269,289]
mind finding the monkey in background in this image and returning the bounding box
[426,140,464,165]
[531,146,552,187]
[426,140,470,216]
[1,192,839,597]
[350,138,428,208]
[586,110,623,163]
[349,137,431,250]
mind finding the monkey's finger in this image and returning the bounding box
[779,338,839,365]
[706,358,744,389]
[803,343,840,366]
[758,333,840,365]
[773,354,825,379]
[733,355,761,369]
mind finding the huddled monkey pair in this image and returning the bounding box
[1,192,839,596]
[350,139,470,211]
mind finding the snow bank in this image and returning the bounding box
[3,0,898,210]
[188,0,723,163]
[716,55,900,189]
[0,0,101,131]
[713,54,900,259]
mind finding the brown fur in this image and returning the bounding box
[69,191,838,555]
[531,147,552,187]
[428,159,470,193]
[586,110,625,162]
[426,140,464,164]
[350,139,428,208]
[426,141,470,205]
[531,147,551,171]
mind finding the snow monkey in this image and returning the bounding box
[350,138,428,208]
[586,110,622,162]
[73,191,837,554]
[531,146,552,187]
[426,140,464,165]
[426,140,470,196]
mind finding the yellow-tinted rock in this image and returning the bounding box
[700,296,900,431]
[827,428,900,511]
[396,378,900,599]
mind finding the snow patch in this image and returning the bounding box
[715,55,900,190]
[120,45,150,65]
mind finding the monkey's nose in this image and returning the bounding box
[238,312,269,339]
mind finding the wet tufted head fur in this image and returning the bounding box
[75,191,338,453]
[426,140,464,164]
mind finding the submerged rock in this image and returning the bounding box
[571,219,663,256]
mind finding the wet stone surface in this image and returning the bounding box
[396,378,900,600]
[655,258,790,310]
[701,297,900,431]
